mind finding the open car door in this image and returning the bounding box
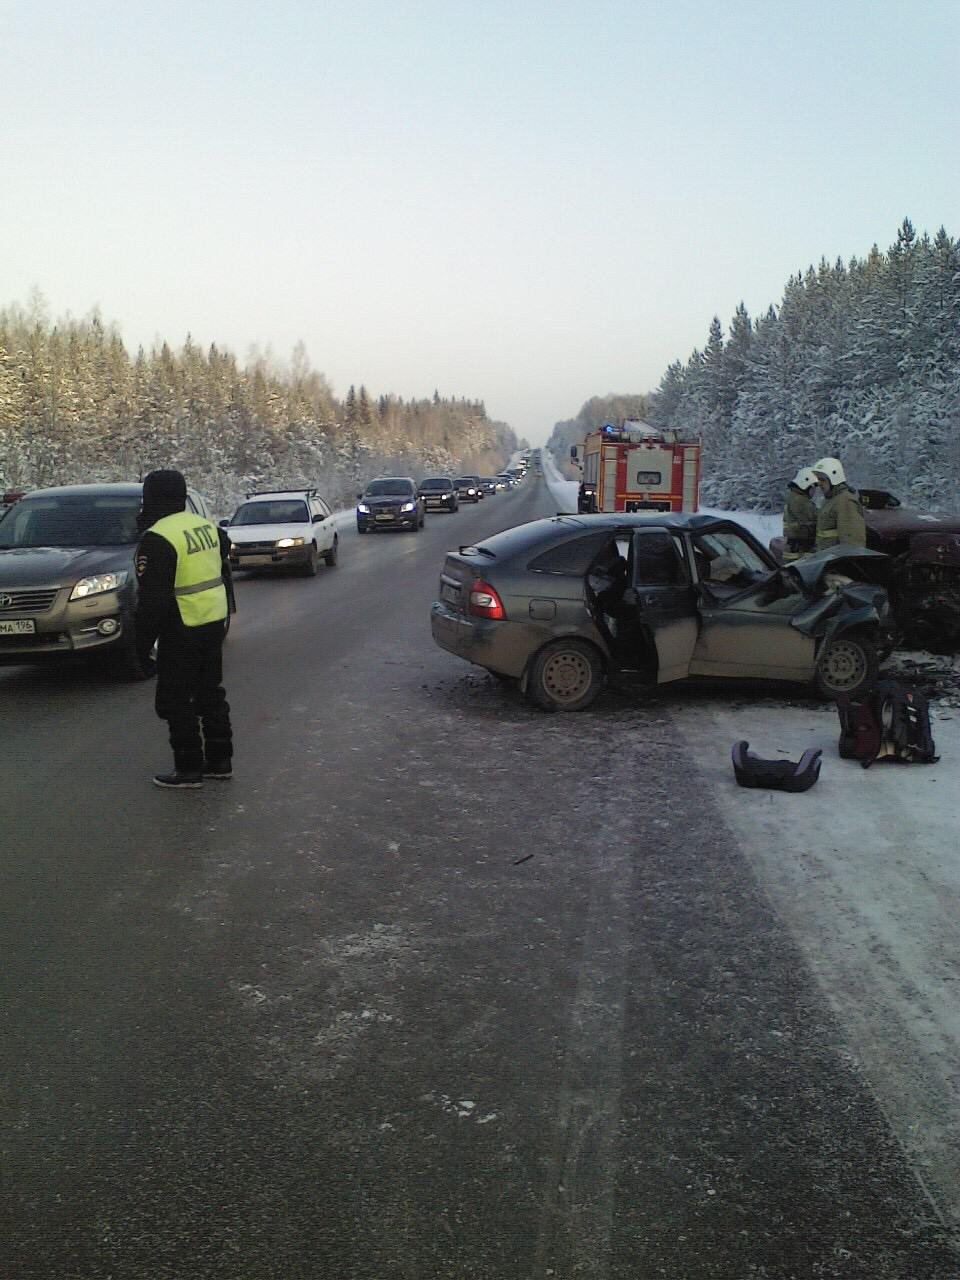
[614,529,699,683]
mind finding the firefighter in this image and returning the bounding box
[811,456,866,551]
[782,467,818,561]
[135,469,233,789]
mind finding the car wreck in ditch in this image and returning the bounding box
[431,513,894,711]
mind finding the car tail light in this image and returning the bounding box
[469,580,505,620]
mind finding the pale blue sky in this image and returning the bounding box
[2,0,957,442]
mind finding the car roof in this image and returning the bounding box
[367,476,414,483]
[454,512,765,563]
[241,491,313,500]
[18,482,143,499]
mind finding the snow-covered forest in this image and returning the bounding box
[550,220,960,511]
[0,296,517,513]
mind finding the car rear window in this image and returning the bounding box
[528,531,614,575]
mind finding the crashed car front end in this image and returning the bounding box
[784,545,895,652]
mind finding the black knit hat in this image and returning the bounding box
[139,469,187,530]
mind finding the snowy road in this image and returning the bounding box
[2,470,959,1278]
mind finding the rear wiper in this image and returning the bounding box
[459,544,495,558]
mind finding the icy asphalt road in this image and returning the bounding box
[2,475,959,1279]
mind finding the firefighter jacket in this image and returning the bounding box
[135,513,231,662]
[815,484,866,551]
[782,484,817,554]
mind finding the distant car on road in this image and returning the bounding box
[0,481,222,679]
[418,477,459,513]
[357,477,426,532]
[479,478,498,497]
[495,474,515,490]
[455,476,483,503]
[431,512,892,711]
[225,488,338,576]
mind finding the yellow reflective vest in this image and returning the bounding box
[149,511,228,627]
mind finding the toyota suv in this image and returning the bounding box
[225,488,338,575]
[0,481,220,679]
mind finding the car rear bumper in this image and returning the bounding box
[430,601,534,677]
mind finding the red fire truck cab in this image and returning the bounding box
[571,421,701,514]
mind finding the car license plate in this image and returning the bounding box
[241,554,274,565]
[0,619,36,635]
[375,514,393,522]
[441,582,460,604]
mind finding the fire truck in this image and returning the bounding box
[570,421,701,514]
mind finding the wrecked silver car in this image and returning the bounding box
[431,513,893,711]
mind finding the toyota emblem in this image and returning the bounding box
[0,593,12,608]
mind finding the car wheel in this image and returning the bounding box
[814,632,878,699]
[528,639,604,712]
[324,536,338,567]
[303,544,319,576]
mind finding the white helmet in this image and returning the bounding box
[793,466,818,491]
[811,456,845,487]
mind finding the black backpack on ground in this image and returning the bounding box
[837,680,939,768]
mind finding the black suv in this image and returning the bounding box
[0,482,222,678]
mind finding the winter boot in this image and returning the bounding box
[153,770,203,789]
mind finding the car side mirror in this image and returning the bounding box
[357,492,363,501]
[313,512,323,522]
[219,519,229,527]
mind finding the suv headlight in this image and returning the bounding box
[69,571,129,600]
[276,536,305,548]
[357,503,370,514]
[400,501,416,512]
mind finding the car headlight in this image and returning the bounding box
[229,543,238,553]
[357,503,370,514]
[69,571,129,600]
[276,536,305,548]
[400,501,416,512]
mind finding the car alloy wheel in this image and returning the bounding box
[814,633,877,698]
[529,639,603,711]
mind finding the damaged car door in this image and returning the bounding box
[687,528,815,680]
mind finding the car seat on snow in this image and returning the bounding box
[731,741,822,793]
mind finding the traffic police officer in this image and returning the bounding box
[135,469,234,789]
[782,466,819,560]
[811,456,866,552]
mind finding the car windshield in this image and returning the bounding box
[693,530,769,578]
[0,494,142,547]
[456,477,479,485]
[231,500,308,525]
[420,479,451,491]
[365,480,413,497]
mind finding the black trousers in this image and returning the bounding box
[154,622,232,773]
